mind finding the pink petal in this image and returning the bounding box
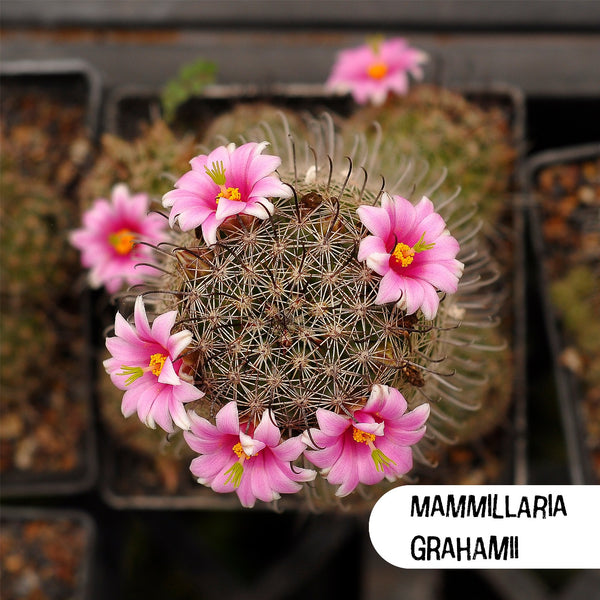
[357,205,391,240]
[190,452,232,485]
[418,284,440,320]
[304,437,343,470]
[239,431,266,457]
[395,403,430,431]
[402,278,426,314]
[365,252,391,277]
[105,337,148,364]
[376,438,413,476]
[121,379,152,417]
[385,424,427,446]
[112,311,139,344]
[243,198,274,220]
[215,402,240,435]
[215,197,246,221]
[235,467,259,508]
[247,149,282,182]
[201,213,221,246]
[356,446,386,485]
[271,435,306,462]
[149,386,175,433]
[414,211,447,242]
[248,454,278,503]
[157,358,180,386]
[253,410,281,448]
[389,195,417,238]
[413,196,435,223]
[375,269,403,304]
[249,177,291,200]
[413,263,460,293]
[151,310,177,349]
[357,235,386,262]
[417,235,460,262]
[169,396,193,430]
[168,330,193,360]
[316,408,351,437]
[172,379,204,404]
[135,381,161,426]
[133,296,152,340]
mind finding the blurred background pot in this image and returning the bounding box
[527,142,600,484]
[0,59,100,497]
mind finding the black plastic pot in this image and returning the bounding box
[0,59,101,497]
[0,506,96,600]
[526,142,600,484]
[96,83,527,509]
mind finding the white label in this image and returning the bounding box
[369,485,599,568]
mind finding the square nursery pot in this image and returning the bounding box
[0,506,96,600]
[527,142,600,484]
[0,59,101,496]
[95,82,527,509]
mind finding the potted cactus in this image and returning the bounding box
[77,38,526,509]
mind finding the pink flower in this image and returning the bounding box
[304,385,429,497]
[103,296,203,432]
[162,142,291,246]
[326,37,428,105]
[357,193,463,319]
[184,402,316,508]
[70,184,167,294]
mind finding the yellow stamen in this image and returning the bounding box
[109,229,136,255]
[118,365,144,386]
[392,242,415,267]
[367,61,389,80]
[224,462,244,487]
[149,353,167,376]
[216,187,242,204]
[232,442,251,460]
[353,427,376,444]
[205,161,227,185]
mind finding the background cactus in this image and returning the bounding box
[79,119,199,203]
[124,109,512,504]
[0,306,57,412]
[342,85,516,227]
[0,155,79,302]
[536,155,600,480]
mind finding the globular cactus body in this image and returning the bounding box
[102,108,511,506]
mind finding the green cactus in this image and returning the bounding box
[551,265,600,383]
[78,119,199,204]
[136,111,511,501]
[0,305,57,408]
[0,156,79,302]
[342,85,515,227]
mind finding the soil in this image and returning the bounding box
[534,152,600,482]
[0,512,92,600]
